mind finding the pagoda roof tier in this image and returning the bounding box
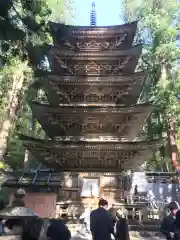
[30,102,152,141]
[49,21,137,51]
[47,45,142,75]
[36,71,145,105]
[19,135,165,172]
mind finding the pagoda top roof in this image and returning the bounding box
[49,21,137,36]
[49,21,138,50]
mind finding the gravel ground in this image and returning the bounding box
[71,236,164,240]
[70,231,164,240]
[0,234,164,240]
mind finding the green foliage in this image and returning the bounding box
[47,0,76,24]
[0,0,75,170]
[123,0,180,171]
[0,0,52,168]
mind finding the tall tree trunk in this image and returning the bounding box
[0,62,28,162]
[23,114,35,169]
[160,63,178,170]
[168,118,179,170]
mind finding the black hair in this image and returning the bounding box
[22,218,44,240]
[98,198,108,207]
[168,201,179,211]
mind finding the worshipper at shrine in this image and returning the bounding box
[108,205,129,240]
[124,189,129,204]
[174,209,180,240]
[79,205,92,233]
[134,185,138,196]
[47,218,71,240]
[108,204,121,222]
[90,198,114,240]
[21,217,49,240]
[108,204,117,221]
[133,185,139,203]
[160,201,179,240]
[147,187,158,209]
[115,214,130,240]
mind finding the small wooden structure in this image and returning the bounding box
[2,168,63,190]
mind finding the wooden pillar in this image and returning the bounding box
[99,175,103,198]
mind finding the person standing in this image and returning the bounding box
[133,185,138,203]
[160,201,179,240]
[90,198,114,240]
[47,219,71,240]
[174,209,180,240]
[80,205,92,233]
[108,204,120,222]
[116,216,130,240]
[124,189,128,204]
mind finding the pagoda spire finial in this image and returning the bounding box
[90,1,96,26]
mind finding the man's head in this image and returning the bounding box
[168,201,179,216]
[98,198,108,209]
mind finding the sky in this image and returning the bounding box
[74,0,123,26]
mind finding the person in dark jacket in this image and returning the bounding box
[174,209,180,240]
[90,199,114,240]
[160,201,179,240]
[21,218,44,240]
[108,204,121,222]
[47,219,71,240]
[116,217,130,240]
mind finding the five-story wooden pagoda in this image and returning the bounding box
[17,3,164,204]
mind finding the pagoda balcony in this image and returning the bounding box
[36,71,145,106]
[47,45,142,75]
[20,135,165,172]
[30,102,152,141]
[49,21,137,51]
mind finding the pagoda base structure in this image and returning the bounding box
[2,172,135,219]
[4,169,178,219]
[5,170,177,220]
